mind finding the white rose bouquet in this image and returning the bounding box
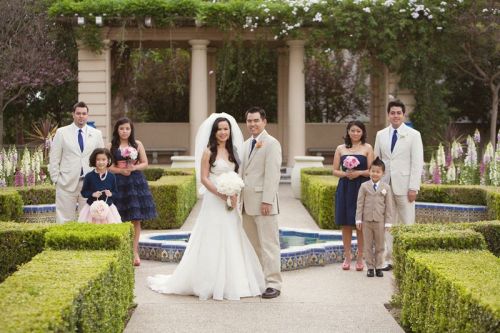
[215,171,245,210]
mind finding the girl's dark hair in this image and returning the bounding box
[208,117,239,173]
[111,117,139,160]
[89,148,113,168]
[344,120,367,148]
[371,157,385,171]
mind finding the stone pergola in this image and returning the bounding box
[77,27,415,166]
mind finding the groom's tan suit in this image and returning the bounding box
[241,130,282,290]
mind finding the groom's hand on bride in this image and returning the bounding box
[261,203,272,216]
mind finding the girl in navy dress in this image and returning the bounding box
[332,121,373,271]
[108,117,157,266]
[79,148,122,224]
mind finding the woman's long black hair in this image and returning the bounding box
[111,117,139,160]
[344,120,367,148]
[208,117,239,173]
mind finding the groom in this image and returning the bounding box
[241,106,282,299]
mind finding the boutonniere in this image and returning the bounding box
[381,188,387,196]
[255,141,264,149]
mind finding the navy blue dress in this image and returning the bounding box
[335,154,370,226]
[113,150,157,221]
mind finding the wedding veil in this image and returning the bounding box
[194,112,244,195]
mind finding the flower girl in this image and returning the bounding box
[78,148,122,224]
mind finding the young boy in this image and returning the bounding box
[355,157,394,277]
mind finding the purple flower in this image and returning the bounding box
[474,129,481,143]
[432,165,441,184]
[14,170,24,187]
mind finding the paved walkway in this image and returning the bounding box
[125,185,403,333]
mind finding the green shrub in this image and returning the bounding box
[486,190,500,220]
[0,190,23,221]
[301,170,338,229]
[143,167,166,181]
[392,228,487,291]
[164,168,195,176]
[144,174,197,229]
[15,184,55,205]
[0,223,52,282]
[401,250,500,333]
[418,184,487,205]
[0,249,131,333]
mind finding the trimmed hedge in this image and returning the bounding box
[301,168,338,229]
[144,174,197,229]
[0,250,128,332]
[16,184,56,205]
[0,223,52,282]
[143,167,166,181]
[393,228,487,292]
[0,190,23,220]
[0,222,134,333]
[300,168,500,228]
[164,168,195,176]
[401,250,500,333]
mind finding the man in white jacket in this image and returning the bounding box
[374,100,424,270]
[49,101,104,223]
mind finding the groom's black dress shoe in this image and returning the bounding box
[381,264,393,271]
[262,288,280,299]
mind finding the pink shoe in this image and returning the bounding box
[355,261,364,271]
[342,258,351,270]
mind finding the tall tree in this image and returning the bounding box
[450,0,499,144]
[0,0,73,145]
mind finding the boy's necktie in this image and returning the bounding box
[373,183,377,192]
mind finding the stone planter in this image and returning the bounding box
[291,156,325,199]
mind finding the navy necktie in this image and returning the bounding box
[391,129,398,153]
[373,183,377,192]
[249,139,257,157]
[78,129,84,152]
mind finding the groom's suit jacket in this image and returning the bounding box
[49,123,104,192]
[373,123,424,196]
[241,130,282,216]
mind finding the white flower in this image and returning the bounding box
[399,9,406,13]
[483,142,494,164]
[363,7,371,13]
[381,188,387,195]
[411,12,420,19]
[383,0,395,7]
[446,163,456,182]
[216,171,245,210]
[313,12,322,22]
[436,143,446,167]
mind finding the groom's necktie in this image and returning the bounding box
[249,139,257,157]
[390,129,398,153]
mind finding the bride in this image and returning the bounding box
[147,113,265,300]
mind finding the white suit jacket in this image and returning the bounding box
[373,123,424,196]
[240,130,282,216]
[49,123,104,192]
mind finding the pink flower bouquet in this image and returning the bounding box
[343,156,360,170]
[121,146,138,160]
[90,199,110,219]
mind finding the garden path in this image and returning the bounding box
[126,184,403,333]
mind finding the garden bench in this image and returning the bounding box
[146,147,187,164]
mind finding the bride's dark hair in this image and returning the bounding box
[208,117,239,173]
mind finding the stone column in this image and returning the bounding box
[189,39,210,155]
[286,40,306,167]
[77,39,112,141]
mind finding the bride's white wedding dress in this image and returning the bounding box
[147,159,265,300]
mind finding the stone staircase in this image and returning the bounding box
[280,167,292,184]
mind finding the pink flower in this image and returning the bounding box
[343,156,360,170]
[120,146,138,160]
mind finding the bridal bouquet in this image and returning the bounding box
[215,171,245,210]
[343,156,360,170]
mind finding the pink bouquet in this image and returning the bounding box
[120,146,138,161]
[90,199,110,219]
[343,156,360,170]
